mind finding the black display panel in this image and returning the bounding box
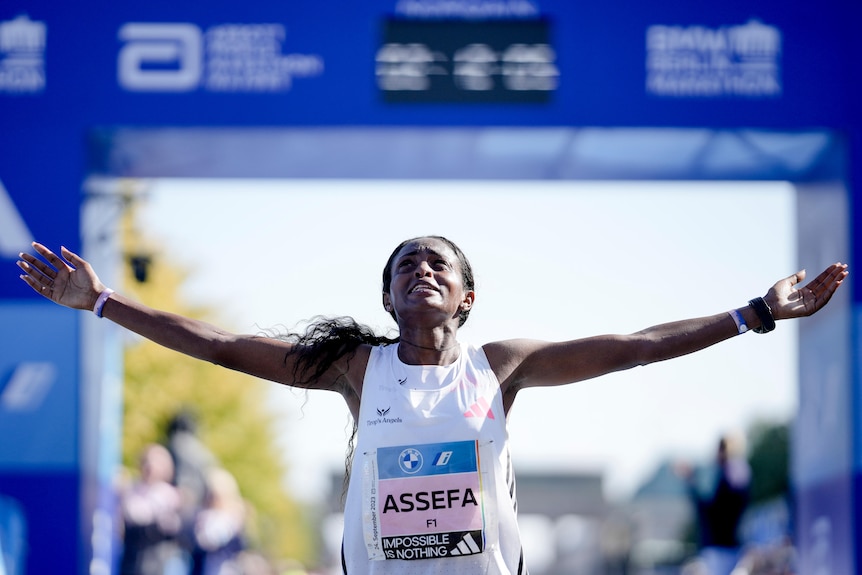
[377,19,557,103]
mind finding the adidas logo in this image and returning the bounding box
[463,397,494,419]
[449,532,482,556]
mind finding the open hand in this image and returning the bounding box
[766,262,848,320]
[17,242,106,311]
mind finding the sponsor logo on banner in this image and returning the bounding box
[398,448,424,474]
[394,0,539,18]
[646,19,782,98]
[118,22,324,92]
[366,409,404,427]
[0,14,46,94]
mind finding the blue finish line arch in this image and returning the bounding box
[0,0,859,572]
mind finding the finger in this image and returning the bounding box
[819,263,849,295]
[808,263,847,294]
[31,241,56,259]
[775,269,805,295]
[19,272,40,292]
[18,250,51,269]
[17,258,54,285]
[18,270,53,298]
[830,262,849,280]
[60,246,86,269]
[18,252,57,280]
[32,242,73,272]
[803,263,848,311]
[804,263,839,286]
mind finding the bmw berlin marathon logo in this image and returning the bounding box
[399,448,423,474]
[371,441,487,560]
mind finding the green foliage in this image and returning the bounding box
[746,420,790,504]
[120,218,316,566]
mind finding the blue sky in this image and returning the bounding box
[136,178,796,502]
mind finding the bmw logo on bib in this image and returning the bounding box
[398,448,423,474]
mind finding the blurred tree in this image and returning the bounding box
[119,209,316,566]
[746,420,790,504]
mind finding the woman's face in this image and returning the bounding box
[383,237,474,328]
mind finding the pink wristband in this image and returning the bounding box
[93,288,115,318]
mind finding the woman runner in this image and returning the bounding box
[17,237,848,575]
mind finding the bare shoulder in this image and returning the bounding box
[482,339,548,386]
[481,339,549,414]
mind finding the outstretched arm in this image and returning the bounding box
[17,243,356,392]
[486,263,849,404]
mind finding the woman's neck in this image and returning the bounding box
[397,327,460,365]
[399,337,458,352]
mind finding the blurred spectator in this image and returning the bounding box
[192,468,247,575]
[167,410,218,515]
[600,513,632,575]
[733,538,796,575]
[679,433,751,575]
[119,444,184,575]
[166,409,219,564]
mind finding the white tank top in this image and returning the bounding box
[341,342,527,575]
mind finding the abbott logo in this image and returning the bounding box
[118,23,202,91]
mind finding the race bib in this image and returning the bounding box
[362,440,494,561]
